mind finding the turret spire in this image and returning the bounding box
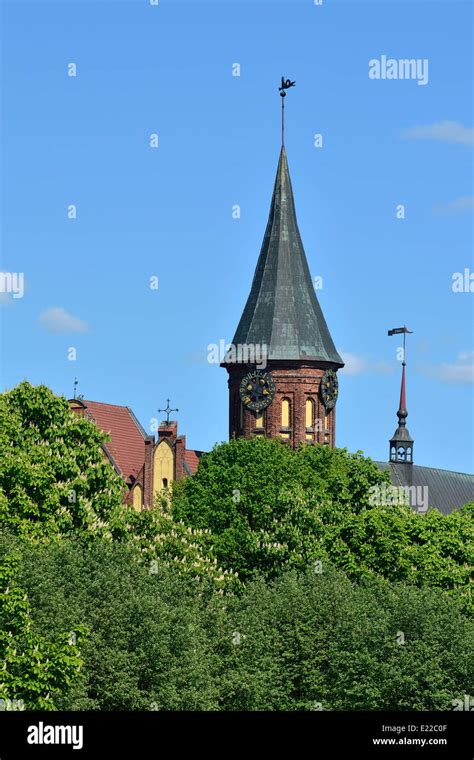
[388,327,414,463]
[397,360,407,425]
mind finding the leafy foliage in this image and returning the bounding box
[0,550,83,710]
[0,382,126,538]
[124,500,240,592]
[1,533,471,711]
[0,383,472,711]
[0,382,234,589]
[172,438,473,610]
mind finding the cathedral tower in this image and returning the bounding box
[221,92,343,449]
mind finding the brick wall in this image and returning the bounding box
[225,362,338,449]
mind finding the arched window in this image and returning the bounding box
[255,410,264,429]
[305,398,315,441]
[323,412,331,445]
[132,484,143,512]
[281,398,291,439]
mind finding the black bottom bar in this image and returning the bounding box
[0,711,472,759]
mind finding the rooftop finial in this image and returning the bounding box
[73,377,78,399]
[158,398,179,424]
[278,76,295,147]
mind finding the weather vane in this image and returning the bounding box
[158,398,179,424]
[73,377,78,399]
[279,76,295,147]
[388,325,413,364]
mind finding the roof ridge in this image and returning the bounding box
[126,406,148,440]
[82,399,129,409]
[412,464,474,478]
[375,460,473,478]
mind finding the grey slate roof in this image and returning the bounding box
[376,461,474,515]
[228,147,344,366]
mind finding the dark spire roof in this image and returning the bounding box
[389,362,414,463]
[228,147,344,365]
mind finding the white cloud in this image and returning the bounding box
[420,352,474,385]
[401,121,474,146]
[39,307,89,334]
[340,353,395,377]
[372,361,395,376]
[340,352,368,376]
[434,196,474,214]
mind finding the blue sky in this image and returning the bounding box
[1,0,473,472]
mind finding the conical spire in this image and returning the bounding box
[397,361,408,425]
[390,361,414,463]
[229,147,343,365]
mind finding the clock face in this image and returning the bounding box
[320,369,339,410]
[239,370,275,412]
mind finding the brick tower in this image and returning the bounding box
[221,134,344,449]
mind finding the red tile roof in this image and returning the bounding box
[79,400,147,483]
[183,449,202,476]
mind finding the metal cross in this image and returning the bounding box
[158,399,179,424]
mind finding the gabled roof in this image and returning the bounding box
[182,449,204,476]
[228,147,343,366]
[73,399,147,483]
[376,461,474,515]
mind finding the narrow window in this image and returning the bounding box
[281,398,290,427]
[305,398,315,440]
[281,398,291,439]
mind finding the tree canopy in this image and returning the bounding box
[1,532,472,711]
[172,437,473,611]
[0,382,472,710]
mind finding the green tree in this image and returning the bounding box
[0,382,236,589]
[0,550,83,710]
[172,438,473,610]
[5,532,471,711]
[1,533,225,710]
[0,382,126,539]
[221,567,473,710]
